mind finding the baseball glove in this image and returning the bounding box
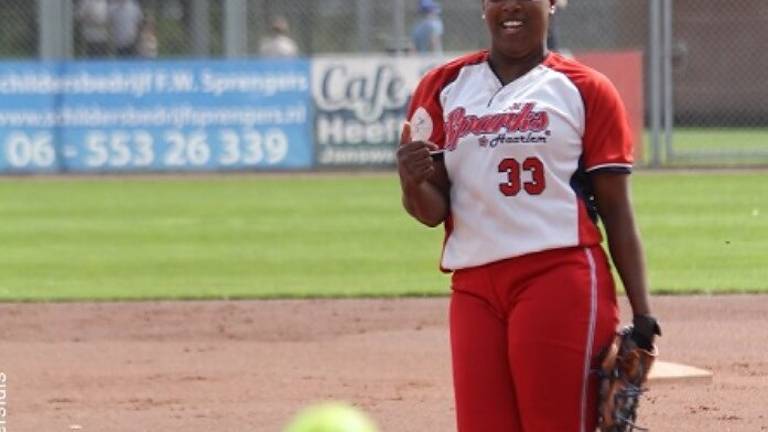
[598,317,660,432]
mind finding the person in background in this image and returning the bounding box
[259,16,300,58]
[76,0,111,57]
[547,0,568,51]
[411,0,444,54]
[109,0,144,57]
[136,15,158,58]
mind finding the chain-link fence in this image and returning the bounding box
[0,0,649,57]
[666,0,768,163]
[0,0,492,58]
[1,0,767,166]
[245,0,488,56]
[0,0,38,58]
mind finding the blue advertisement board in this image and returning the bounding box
[0,61,60,174]
[0,59,312,173]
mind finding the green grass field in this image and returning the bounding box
[0,171,766,301]
[643,128,768,165]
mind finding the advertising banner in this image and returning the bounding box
[0,59,312,173]
[0,62,59,174]
[312,55,445,168]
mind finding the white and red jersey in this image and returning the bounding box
[406,51,634,271]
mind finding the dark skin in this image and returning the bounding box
[484,0,554,85]
[397,0,655,340]
[593,173,653,319]
[396,122,450,227]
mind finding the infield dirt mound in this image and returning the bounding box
[1,295,767,431]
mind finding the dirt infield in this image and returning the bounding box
[1,295,767,432]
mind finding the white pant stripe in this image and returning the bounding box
[580,247,599,432]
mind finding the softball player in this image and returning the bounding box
[396,0,659,431]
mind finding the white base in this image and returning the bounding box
[648,360,713,384]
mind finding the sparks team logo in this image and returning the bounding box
[444,102,550,150]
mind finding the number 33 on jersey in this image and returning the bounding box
[406,51,634,271]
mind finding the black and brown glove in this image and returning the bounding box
[598,315,661,432]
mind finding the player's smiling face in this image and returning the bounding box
[482,0,552,60]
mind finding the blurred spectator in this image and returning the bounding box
[259,16,300,58]
[548,0,568,51]
[76,0,111,57]
[136,15,158,58]
[411,0,443,54]
[109,0,144,57]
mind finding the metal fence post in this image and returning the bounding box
[191,0,211,57]
[393,0,406,55]
[224,0,248,57]
[663,0,675,163]
[39,0,74,59]
[649,0,662,167]
[357,0,372,53]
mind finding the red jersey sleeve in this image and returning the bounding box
[405,68,448,148]
[581,74,634,172]
[404,52,487,149]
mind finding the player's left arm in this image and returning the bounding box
[592,172,659,348]
[578,67,660,347]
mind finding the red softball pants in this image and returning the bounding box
[449,245,619,432]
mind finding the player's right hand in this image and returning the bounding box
[396,121,439,188]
